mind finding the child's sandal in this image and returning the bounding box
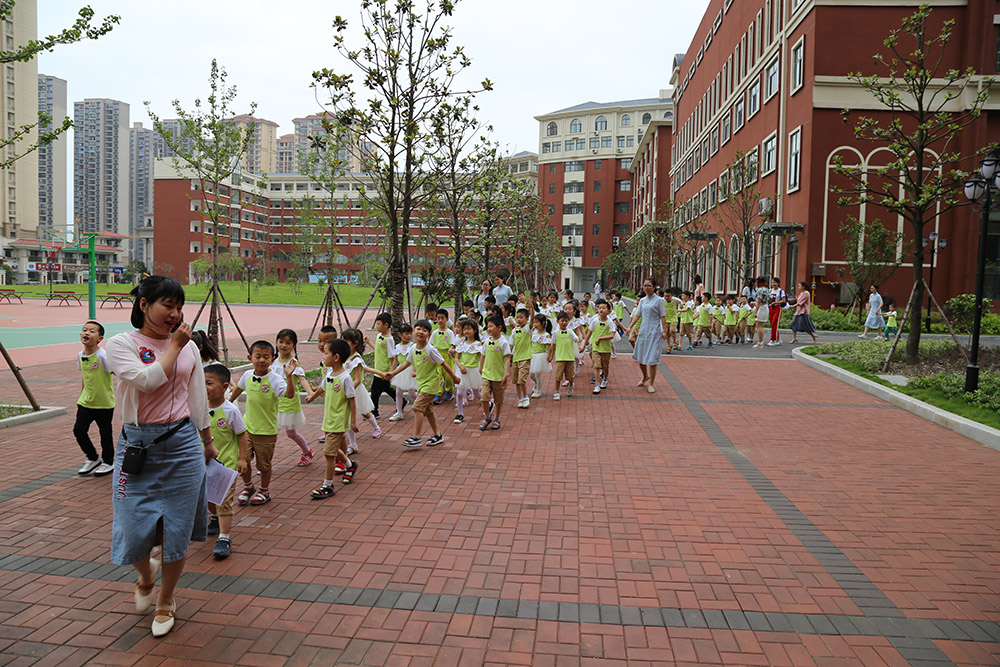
[311,484,336,499]
[478,417,492,431]
[490,419,501,430]
[342,461,358,484]
[249,490,271,506]
[236,485,255,506]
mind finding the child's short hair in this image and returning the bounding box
[398,322,413,334]
[436,308,450,319]
[485,314,505,330]
[556,311,570,321]
[484,295,497,305]
[84,320,105,337]
[341,327,365,354]
[375,312,392,326]
[584,292,592,299]
[249,340,275,356]
[413,319,433,332]
[726,294,735,301]
[204,363,231,384]
[595,298,609,308]
[325,338,351,364]
[516,307,530,318]
[507,295,518,304]
[319,325,337,336]
[462,299,474,308]
[425,302,438,313]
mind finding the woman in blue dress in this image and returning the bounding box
[860,284,885,339]
[628,278,668,393]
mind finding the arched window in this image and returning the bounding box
[716,241,727,293]
[621,114,631,127]
[641,112,652,124]
[546,122,557,136]
[570,118,582,133]
[729,237,740,293]
[697,246,706,280]
[706,246,716,294]
[595,115,608,131]
[664,112,673,120]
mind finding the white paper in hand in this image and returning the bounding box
[205,458,238,506]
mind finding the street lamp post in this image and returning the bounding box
[922,232,947,332]
[961,149,1000,393]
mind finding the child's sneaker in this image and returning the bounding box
[318,434,326,443]
[343,460,359,483]
[212,537,232,559]
[686,346,693,350]
[426,434,444,447]
[346,443,358,456]
[592,386,601,394]
[372,427,382,439]
[297,449,314,467]
[530,388,542,398]
[567,385,574,396]
[388,412,405,422]
[334,460,346,475]
[553,392,561,401]
[207,515,220,536]
[453,414,465,424]
[522,397,530,409]
[600,379,608,389]
[442,391,453,402]
[402,436,423,448]
[93,462,114,476]
[707,342,713,348]
[78,459,100,475]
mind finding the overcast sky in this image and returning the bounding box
[39,0,709,155]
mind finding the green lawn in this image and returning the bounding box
[13,281,425,308]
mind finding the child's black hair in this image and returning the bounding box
[413,319,433,332]
[375,312,392,326]
[516,307,530,319]
[204,363,231,384]
[556,311,570,321]
[486,305,502,318]
[725,294,735,301]
[507,295,518,304]
[192,329,219,363]
[533,313,552,334]
[325,338,351,365]
[341,327,365,354]
[462,299,474,308]
[319,325,337,336]
[595,298,609,307]
[461,318,481,341]
[501,302,514,317]
[485,314,505,330]
[484,295,497,305]
[275,328,298,356]
[398,322,413,334]
[584,292,592,299]
[424,302,438,313]
[436,307,450,319]
[249,340,275,356]
[129,275,185,329]
[84,320,105,337]
[564,289,575,299]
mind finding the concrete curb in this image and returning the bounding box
[792,348,1000,451]
[0,405,67,430]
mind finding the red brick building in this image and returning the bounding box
[661,0,999,306]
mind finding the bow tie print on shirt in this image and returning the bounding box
[252,376,262,383]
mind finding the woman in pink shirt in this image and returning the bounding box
[789,281,818,344]
[106,276,216,638]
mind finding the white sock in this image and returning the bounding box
[323,479,333,486]
[219,533,230,540]
[346,429,357,450]
[365,414,378,429]
[395,391,404,413]
[456,388,465,416]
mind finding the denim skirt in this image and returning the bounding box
[111,419,207,565]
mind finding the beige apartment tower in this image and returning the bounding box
[38,74,67,237]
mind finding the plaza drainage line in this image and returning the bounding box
[0,552,997,648]
[658,363,958,667]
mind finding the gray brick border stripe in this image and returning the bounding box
[658,363,959,666]
[0,465,78,504]
[1,553,997,646]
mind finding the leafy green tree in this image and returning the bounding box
[838,217,907,321]
[124,259,147,283]
[146,59,257,352]
[833,5,994,362]
[0,2,118,169]
[313,0,492,327]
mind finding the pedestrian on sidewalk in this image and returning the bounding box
[629,278,668,393]
[790,281,818,344]
[74,320,116,477]
[767,277,788,346]
[105,275,216,638]
[860,284,886,339]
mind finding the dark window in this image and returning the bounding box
[594,180,601,192]
[592,246,600,257]
[595,159,602,170]
[549,184,556,195]
[592,224,600,235]
[996,27,1000,72]
[549,164,556,174]
[548,205,555,215]
[593,203,600,214]
[618,202,631,214]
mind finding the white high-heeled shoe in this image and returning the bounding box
[134,557,161,613]
[151,599,176,637]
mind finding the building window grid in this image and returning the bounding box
[791,37,805,93]
[761,133,777,176]
[787,127,802,193]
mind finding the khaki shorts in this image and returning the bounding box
[246,432,277,474]
[213,476,238,517]
[694,325,710,339]
[480,378,505,408]
[413,391,436,415]
[724,324,737,338]
[737,321,747,335]
[712,320,723,336]
[628,328,639,344]
[666,321,677,335]
[591,351,611,374]
[323,431,346,458]
[680,322,693,337]
[511,359,530,385]
[554,360,575,384]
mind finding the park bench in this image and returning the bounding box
[0,288,26,304]
[100,292,133,308]
[45,291,82,306]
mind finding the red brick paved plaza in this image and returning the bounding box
[1,319,999,666]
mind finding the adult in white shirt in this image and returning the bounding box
[473,279,493,313]
[105,276,215,638]
[492,275,514,304]
[593,280,602,301]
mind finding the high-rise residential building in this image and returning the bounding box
[151,118,194,160]
[0,0,39,242]
[73,98,129,252]
[226,114,278,175]
[505,151,538,186]
[128,122,154,263]
[293,114,372,174]
[37,74,67,238]
[536,95,673,294]
[276,133,294,173]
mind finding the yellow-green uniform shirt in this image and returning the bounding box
[209,401,245,470]
[322,369,356,433]
[739,305,753,322]
[886,311,898,328]
[679,301,695,325]
[552,329,578,362]
[531,332,551,354]
[395,342,413,368]
[456,341,483,368]
[78,349,114,409]
[724,305,739,326]
[481,336,511,382]
[613,302,625,320]
[696,304,712,326]
[238,369,287,436]
[664,298,678,322]
[272,358,305,414]
[589,318,614,354]
[374,333,395,373]
[431,328,457,366]
[510,326,532,362]
[408,345,445,395]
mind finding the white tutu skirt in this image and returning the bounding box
[530,352,551,375]
[354,385,375,415]
[391,372,417,393]
[277,410,306,429]
[458,366,482,389]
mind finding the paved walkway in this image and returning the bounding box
[1,332,999,666]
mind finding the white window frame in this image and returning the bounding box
[747,77,761,118]
[761,132,778,176]
[734,99,746,132]
[764,58,779,102]
[790,36,805,94]
[787,126,802,193]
